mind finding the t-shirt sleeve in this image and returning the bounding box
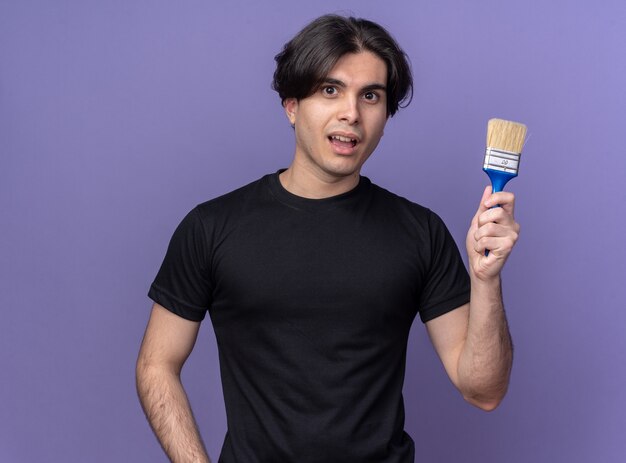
[148,207,212,321]
[418,210,471,323]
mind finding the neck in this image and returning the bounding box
[279,163,360,199]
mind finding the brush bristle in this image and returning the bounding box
[486,118,527,154]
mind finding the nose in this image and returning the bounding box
[337,95,359,125]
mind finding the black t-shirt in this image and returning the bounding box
[149,172,470,463]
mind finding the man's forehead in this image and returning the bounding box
[325,51,388,87]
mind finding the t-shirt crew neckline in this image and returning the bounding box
[267,169,370,212]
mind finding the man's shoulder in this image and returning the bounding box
[366,180,457,238]
[368,180,432,219]
[194,173,272,215]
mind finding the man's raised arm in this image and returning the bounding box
[426,186,518,411]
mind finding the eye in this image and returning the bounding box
[363,91,379,102]
[322,86,338,96]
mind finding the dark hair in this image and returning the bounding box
[272,14,413,117]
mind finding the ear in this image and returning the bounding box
[283,98,298,126]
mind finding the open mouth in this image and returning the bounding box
[328,135,358,148]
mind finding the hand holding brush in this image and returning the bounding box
[467,118,527,276]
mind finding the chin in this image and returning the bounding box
[322,159,363,178]
[331,154,371,175]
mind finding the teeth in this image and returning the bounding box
[331,135,356,143]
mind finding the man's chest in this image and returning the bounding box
[208,208,429,331]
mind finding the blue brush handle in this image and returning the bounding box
[484,168,517,194]
[483,168,517,256]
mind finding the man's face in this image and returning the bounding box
[284,51,388,183]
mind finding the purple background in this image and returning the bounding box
[2,1,625,462]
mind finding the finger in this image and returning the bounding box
[472,185,493,225]
[484,191,516,215]
[477,207,518,228]
[474,222,520,243]
[474,234,518,256]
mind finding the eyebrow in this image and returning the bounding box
[322,77,387,93]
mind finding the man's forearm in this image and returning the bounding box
[457,276,513,410]
[136,364,211,463]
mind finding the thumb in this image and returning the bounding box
[472,185,492,224]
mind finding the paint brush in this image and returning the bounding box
[483,118,527,255]
[484,118,527,193]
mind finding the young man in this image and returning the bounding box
[136,14,518,463]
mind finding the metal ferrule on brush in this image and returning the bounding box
[483,147,521,176]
